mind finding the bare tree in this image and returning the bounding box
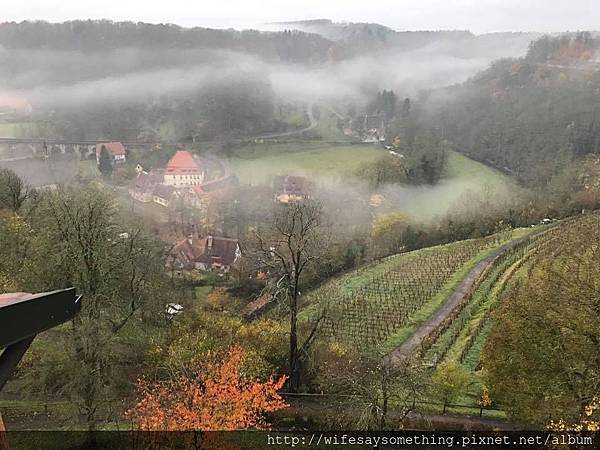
[0,169,30,212]
[255,199,326,392]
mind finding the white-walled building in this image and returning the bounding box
[163,150,204,187]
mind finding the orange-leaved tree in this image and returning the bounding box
[125,345,288,431]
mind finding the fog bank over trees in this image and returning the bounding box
[0,20,542,112]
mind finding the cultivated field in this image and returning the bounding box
[304,233,510,350]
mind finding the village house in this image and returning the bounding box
[183,174,239,209]
[273,175,311,203]
[129,171,160,203]
[128,151,237,211]
[169,235,241,272]
[363,114,386,142]
[95,142,127,164]
[163,150,205,187]
[152,183,176,207]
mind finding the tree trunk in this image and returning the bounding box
[380,371,389,430]
[289,297,300,392]
[72,317,100,433]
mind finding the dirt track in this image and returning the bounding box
[385,238,527,368]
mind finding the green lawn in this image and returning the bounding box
[229,140,519,221]
[229,143,385,185]
[378,151,520,220]
[445,151,516,192]
[77,160,100,179]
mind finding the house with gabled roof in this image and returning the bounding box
[169,235,241,272]
[152,183,176,207]
[96,142,127,164]
[273,175,312,203]
[163,150,204,187]
[129,171,161,203]
[362,114,386,142]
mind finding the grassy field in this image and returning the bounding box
[229,142,385,185]
[376,151,520,220]
[228,134,519,221]
[444,151,515,191]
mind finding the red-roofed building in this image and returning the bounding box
[95,142,127,164]
[164,150,204,187]
[169,235,241,272]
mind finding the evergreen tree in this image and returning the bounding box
[98,145,113,178]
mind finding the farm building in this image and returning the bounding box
[169,235,241,272]
[95,142,127,164]
[163,150,205,187]
[273,175,312,203]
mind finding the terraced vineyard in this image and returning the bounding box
[421,214,591,371]
[312,234,505,349]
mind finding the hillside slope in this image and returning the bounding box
[426,33,600,187]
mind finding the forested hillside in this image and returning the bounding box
[271,19,540,58]
[426,33,600,187]
[0,20,338,63]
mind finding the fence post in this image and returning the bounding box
[442,402,447,414]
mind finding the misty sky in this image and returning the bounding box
[3,0,600,34]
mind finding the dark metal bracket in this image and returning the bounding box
[0,289,82,392]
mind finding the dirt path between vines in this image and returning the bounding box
[385,237,528,368]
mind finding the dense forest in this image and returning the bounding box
[0,20,338,62]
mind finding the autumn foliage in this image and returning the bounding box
[126,345,288,431]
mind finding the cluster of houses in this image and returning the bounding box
[128,149,314,209]
[124,148,315,276]
[128,150,237,209]
[125,149,241,273]
[164,174,313,274]
[337,113,387,143]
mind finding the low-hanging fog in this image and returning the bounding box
[0,22,540,110]
[0,20,544,226]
